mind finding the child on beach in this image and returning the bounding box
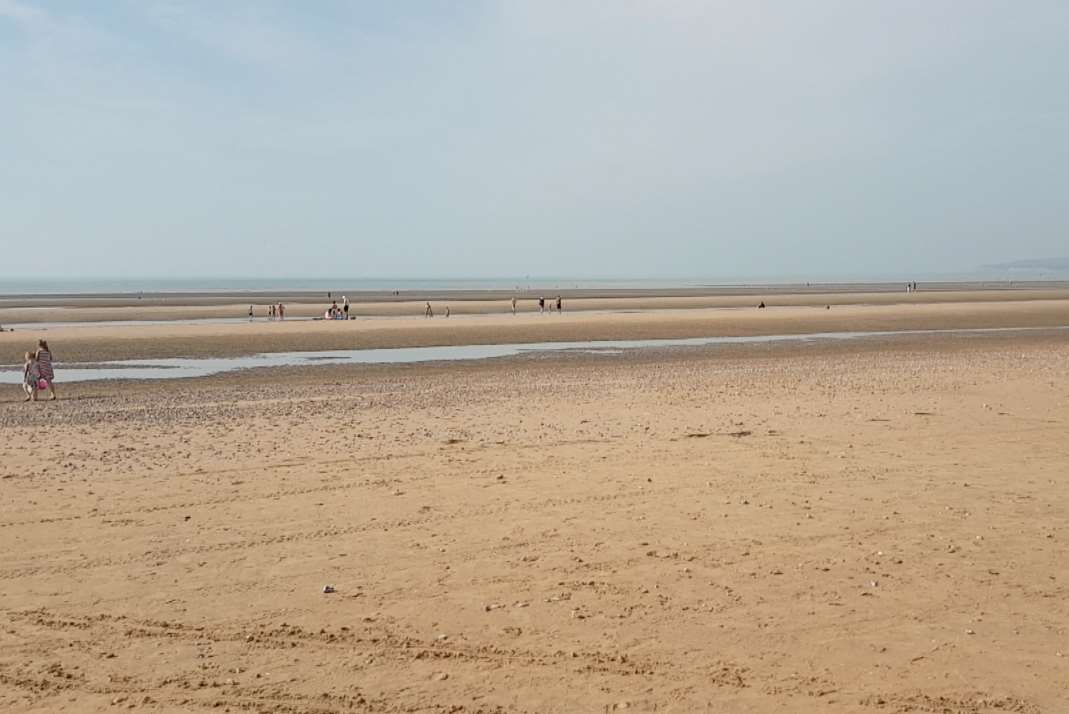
[22,352,39,402]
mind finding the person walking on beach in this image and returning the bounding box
[556,295,562,313]
[425,302,434,318]
[22,351,40,402]
[343,295,350,319]
[248,305,254,321]
[35,340,56,400]
[511,296,517,315]
[278,303,285,320]
[538,296,545,314]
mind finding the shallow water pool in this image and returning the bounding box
[0,326,1064,385]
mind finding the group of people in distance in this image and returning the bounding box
[248,303,287,321]
[423,295,563,318]
[243,294,568,321]
[21,339,57,402]
[536,295,563,314]
[424,302,447,318]
[326,296,350,320]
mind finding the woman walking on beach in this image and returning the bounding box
[22,351,40,402]
[35,340,56,400]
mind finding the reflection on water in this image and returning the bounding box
[0,326,1064,385]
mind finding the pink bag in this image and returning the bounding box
[37,378,48,390]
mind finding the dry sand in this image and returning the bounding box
[1,324,1068,712]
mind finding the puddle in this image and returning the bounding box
[0,326,1064,385]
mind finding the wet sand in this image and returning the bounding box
[2,295,1069,363]
[2,286,1069,325]
[1,328,1068,712]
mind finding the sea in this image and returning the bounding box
[0,277,727,296]
[2,271,1066,296]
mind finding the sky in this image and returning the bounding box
[2,1,1068,281]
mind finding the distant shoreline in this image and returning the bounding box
[3,274,1069,299]
[3,279,1069,307]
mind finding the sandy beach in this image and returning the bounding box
[1,291,1068,713]
[3,285,1069,324]
[2,289,1069,364]
[10,0,1069,708]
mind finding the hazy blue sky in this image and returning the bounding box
[2,1,1067,280]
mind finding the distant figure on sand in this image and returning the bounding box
[538,296,545,314]
[35,340,56,400]
[758,301,766,309]
[277,303,285,320]
[511,296,517,315]
[445,306,450,318]
[343,295,350,319]
[248,305,254,321]
[22,352,39,402]
[556,295,562,313]
[425,302,434,318]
